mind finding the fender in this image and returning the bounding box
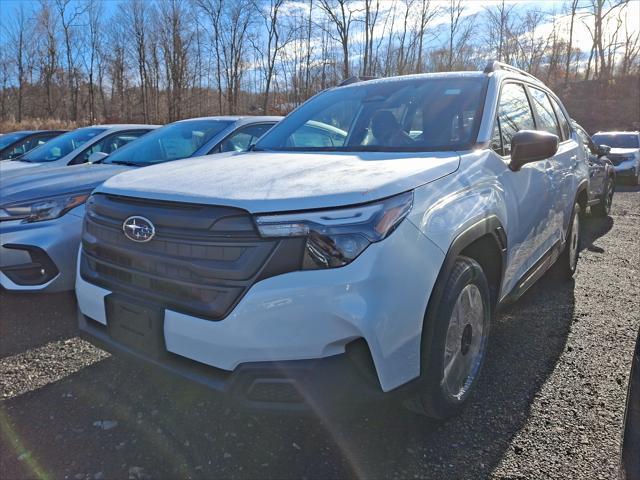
[418,215,506,374]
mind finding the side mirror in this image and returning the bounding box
[88,151,109,163]
[596,144,611,157]
[509,130,559,171]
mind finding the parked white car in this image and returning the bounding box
[592,131,640,185]
[77,63,589,417]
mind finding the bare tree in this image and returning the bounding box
[362,0,380,76]
[195,0,225,114]
[484,0,516,63]
[120,0,151,122]
[5,5,32,122]
[253,0,294,114]
[34,1,60,118]
[220,0,252,113]
[318,0,361,79]
[563,0,580,84]
[446,0,465,70]
[54,0,86,121]
[414,0,438,73]
[583,0,628,79]
[81,0,102,124]
[158,0,194,121]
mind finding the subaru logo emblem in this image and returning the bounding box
[122,216,155,243]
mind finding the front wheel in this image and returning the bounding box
[406,256,491,419]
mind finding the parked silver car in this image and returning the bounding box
[573,122,616,216]
[0,116,281,292]
[0,124,159,175]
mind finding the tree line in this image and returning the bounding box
[0,0,638,130]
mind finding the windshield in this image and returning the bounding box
[592,133,639,149]
[0,132,30,150]
[255,76,487,152]
[20,127,106,162]
[104,120,232,166]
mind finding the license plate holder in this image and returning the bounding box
[106,296,165,358]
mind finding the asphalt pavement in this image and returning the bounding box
[1,185,639,480]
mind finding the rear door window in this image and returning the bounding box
[529,88,561,137]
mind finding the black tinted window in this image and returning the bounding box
[530,88,561,137]
[493,83,535,156]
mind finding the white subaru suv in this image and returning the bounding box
[77,63,589,417]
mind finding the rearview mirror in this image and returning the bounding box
[88,151,109,163]
[509,130,559,171]
[596,144,611,157]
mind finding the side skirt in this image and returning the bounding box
[498,239,563,307]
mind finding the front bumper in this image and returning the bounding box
[79,311,388,412]
[612,159,638,177]
[0,206,84,292]
[77,219,445,401]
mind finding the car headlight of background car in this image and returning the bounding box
[0,192,91,223]
[254,191,414,269]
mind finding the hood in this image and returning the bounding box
[0,160,42,173]
[609,148,639,155]
[0,163,132,206]
[97,151,460,213]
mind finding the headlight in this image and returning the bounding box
[254,191,413,269]
[0,192,90,223]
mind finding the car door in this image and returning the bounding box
[492,82,556,290]
[547,94,583,237]
[69,130,150,165]
[575,126,604,200]
[527,85,570,245]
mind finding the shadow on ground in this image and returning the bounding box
[0,291,77,358]
[1,273,583,479]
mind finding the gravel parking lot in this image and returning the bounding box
[1,186,638,480]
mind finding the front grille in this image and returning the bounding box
[81,194,304,320]
[607,154,628,166]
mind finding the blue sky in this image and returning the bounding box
[2,0,638,67]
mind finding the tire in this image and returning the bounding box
[406,256,491,419]
[554,201,581,278]
[591,177,614,217]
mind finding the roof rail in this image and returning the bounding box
[339,76,377,86]
[483,60,541,83]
